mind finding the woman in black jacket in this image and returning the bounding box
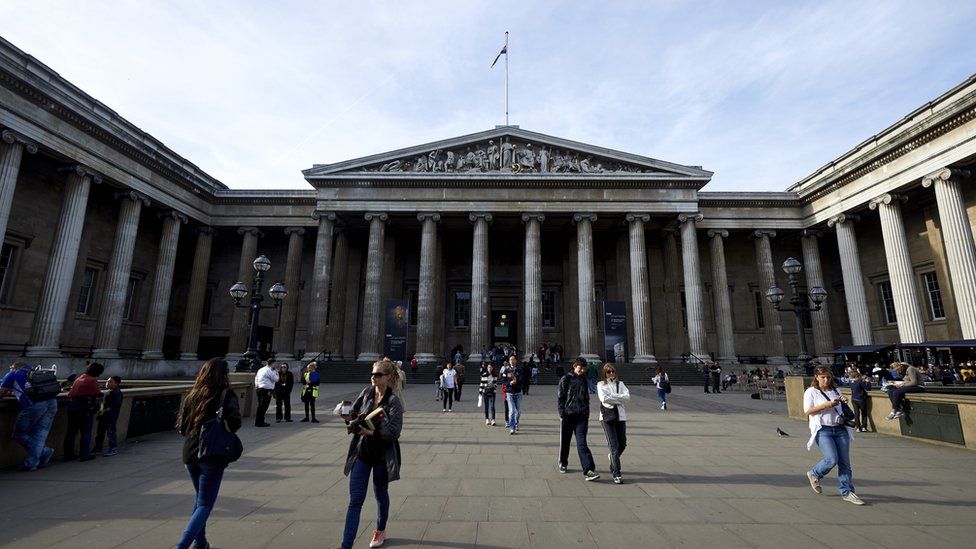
[175,358,241,549]
[340,358,404,549]
[275,362,294,422]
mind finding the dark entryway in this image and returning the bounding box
[491,310,517,347]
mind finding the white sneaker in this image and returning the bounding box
[807,471,822,494]
[843,492,865,505]
[886,412,897,420]
[491,420,496,426]
[486,419,490,425]
[443,409,447,413]
[660,403,666,410]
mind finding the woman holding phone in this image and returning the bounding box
[803,366,864,505]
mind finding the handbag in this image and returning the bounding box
[602,381,620,422]
[661,375,672,394]
[198,388,244,463]
[818,389,856,428]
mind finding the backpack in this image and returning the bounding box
[26,366,61,402]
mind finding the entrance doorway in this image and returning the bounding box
[491,310,518,348]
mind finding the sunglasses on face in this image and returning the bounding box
[370,372,388,378]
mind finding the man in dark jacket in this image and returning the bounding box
[557,357,599,481]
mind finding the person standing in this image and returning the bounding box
[803,366,864,505]
[93,375,123,456]
[502,355,524,434]
[175,358,242,549]
[702,362,711,393]
[253,360,278,427]
[522,359,533,396]
[710,362,722,393]
[886,362,925,420]
[652,366,669,410]
[0,362,59,471]
[440,362,456,413]
[558,357,600,481]
[849,371,871,432]
[479,363,497,426]
[340,359,404,549]
[64,362,104,462]
[300,362,321,423]
[274,363,294,423]
[597,364,629,484]
[454,360,465,402]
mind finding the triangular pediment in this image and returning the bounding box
[303,127,711,179]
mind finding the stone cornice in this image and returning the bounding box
[698,192,801,208]
[306,174,706,190]
[211,190,316,206]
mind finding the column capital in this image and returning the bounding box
[677,212,703,224]
[284,226,306,237]
[802,228,823,239]
[922,167,971,187]
[58,164,103,184]
[1,129,38,154]
[625,213,650,224]
[312,210,337,221]
[114,189,151,207]
[158,210,188,224]
[707,229,729,239]
[521,212,545,223]
[195,226,218,236]
[237,226,263,238]
[750,229,776,240]
[827,213,860,227]
[364,211,388,223]
[417,212,441,223]
[573,212,598,224]
[868,193,908,210]
[469,212,493,224]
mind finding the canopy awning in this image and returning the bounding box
[829,344,895,354]
[898,340,976,349]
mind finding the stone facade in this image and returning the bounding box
[2,35,976,376]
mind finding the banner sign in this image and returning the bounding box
[383,299,409,362]
[603,300,628,363]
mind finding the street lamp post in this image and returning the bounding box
[765,257,827,375]
[229,255,287,371]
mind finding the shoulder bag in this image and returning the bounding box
[198,388,244,463]
[602,381,620,422]
[661,375,672,394]
[818,389,856,428]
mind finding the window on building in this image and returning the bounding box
[409,289,418,326]
[878,280,897,325]
[542,291,556,328]
[922,272,945,320]
[122,277,139,320]
[76,267,99,315]
[201,287,214,326]
[680,291,687,328]
[453,291,471,328]
[0,242,17,305]
[753,289,765,329]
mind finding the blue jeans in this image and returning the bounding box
[13,399,58,469]
[811,425,854,496]
[342,458,390,549]
[483,394,496,420]
[657,388,667,403]
[587,379,597,393]
[177,460,226,549]
[506,393,523,429]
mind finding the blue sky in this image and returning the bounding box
[1,1,973,191]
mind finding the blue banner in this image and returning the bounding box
[603,300,628,363]
[383,299,409,362]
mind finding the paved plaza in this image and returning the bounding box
[2,382,975,549]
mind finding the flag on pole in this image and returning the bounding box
[491,44,507,68]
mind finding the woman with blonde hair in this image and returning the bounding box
[340,358,404,548]
[803,366,863,505]
[175,358,242,548]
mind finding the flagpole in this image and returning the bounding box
[504,31,509,126]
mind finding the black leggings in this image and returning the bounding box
[442,387,454,410]
[852,399,868,430]
[275,392,291,421]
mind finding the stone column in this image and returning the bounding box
[276,227,306,360]
[0,130,37,242]
[226,227,261,359]
[626,213,656,362]
[141,211,187,359]
[827,213,873,345]
[707,229,736,361]
[303,212,336,360]
[415,212,441,363]
[870,193,925,343]
[179,227,216,360]
[27,166,100,357]
[800,230,834,356]
[662,229,685,357]
[923,168,976,338]
[679,214,708,358]
[357,212,387,361]
[751,229,786,360]
[469,213,492,362]
[522,213,545,361]
[326,228,349,358]
[575,213,600,360]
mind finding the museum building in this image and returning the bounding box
[2,35,976,376]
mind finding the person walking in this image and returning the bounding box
[1,362,59,471]
[175,358,242,548]
[479,363,497,426]
[849,371,871,432]
[597,363,629,484]
[803,366,864,505]
[557,357,599,481]
[300,362,321,423]
[652,365,670,410]
[274,362,294,423]
[440,362,456,413]
[64,362,104,462]
[340,359,404,549]
[253,359,278,427]
[502,355,523,434]
[886,362,925,420]
[454,360,465,402]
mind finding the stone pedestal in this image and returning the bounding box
[626,214,656,363]
[870,194,925,343]
[226,227,261,360]
[277,227,306,360]
[708,230,735,361]
[357,212,387,362]
[522,213,545,361]
[179,227,216,360]
[415,212,440,363]
[141,211,186,359]
[800,230,834,357]
[828,214,873,345]
[679,214,708,359]
[575,213,600,361]
[469,213,492,362]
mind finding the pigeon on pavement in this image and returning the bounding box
[776,428,790,437]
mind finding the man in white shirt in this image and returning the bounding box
[254,358,279,427]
